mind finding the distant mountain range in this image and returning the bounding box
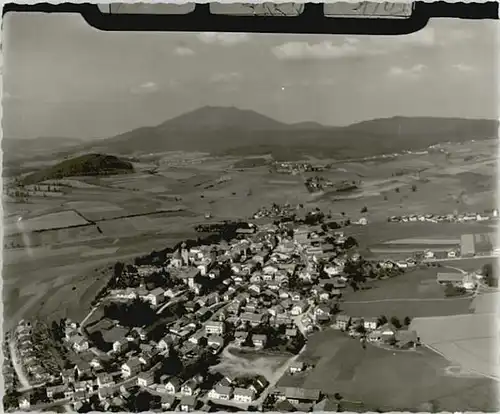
[5,106,499,166]
[82,106,497,160]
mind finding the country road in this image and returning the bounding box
[254,343,307,408]
[423,254,499,263]
[9,339,31,389]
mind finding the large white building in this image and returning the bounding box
[205,321,225,335]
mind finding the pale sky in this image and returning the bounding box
[3,13,498,140]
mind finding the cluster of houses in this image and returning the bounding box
[208,375,269,404]
[388,209,498,224]
[64,320,91,353]
[304,177,359,194]
[11,216,416,412]
[273,162,324,175]
[3,336,16,392]
[252,203,301,220]
[333,315,420,349]
[13,320,54,386]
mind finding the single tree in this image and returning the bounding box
[482,263,496,287]
[403,316,411,326]
[377,315,388,326]
[390,316,402,329]
[361,206,368,213]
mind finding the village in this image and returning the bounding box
[388,208,499,224]
[4,206,495,413]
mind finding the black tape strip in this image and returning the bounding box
[2,2,498,34]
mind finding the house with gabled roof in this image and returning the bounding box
[121,357,142,378]
[182,377,201,396]
[437,272,465,286]
[98,385,117,401]
[18,395,31,410]
[233,387,256,403]
[47,385,68,399]
[208,384,233,400]
[161,394,176,410]
[252,334,268,349]
[240,312,267,327]
[146,287,166,307]
[275,386,321,404]
[179,395,197,412]
[363,317,379,331]
[395,329,418,348]
[334,314,351,330]
[97,372,114,388]
[289,361,305,374]
[291,300,308,316]
[165,377,182,394]
[74,361,92,378]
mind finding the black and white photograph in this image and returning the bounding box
[2,6,499,413]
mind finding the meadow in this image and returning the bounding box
[277,328,498,412]
[343,221,494,250]
[410,313,498,379]
[339,265,473,319]
[3,138,496,332]
[210,346,289,383]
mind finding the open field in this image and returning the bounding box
[341,298,472,320]
[4,210,90,235]
[312,140,496,222]
[369,244,458,253]
[3,137,496,331]
[277,328,498,411]
[435,257,498,273]
[2,231,198,327]
[339,265,476,318]
[343,267,448,301]
[384,237,461,245]
[410,313,498,379]
[470,292,500,315]
[344,221,496,250]
[210,346,290,382]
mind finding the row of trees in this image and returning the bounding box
[377,315,411,329]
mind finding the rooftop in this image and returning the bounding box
[234,387,255,397]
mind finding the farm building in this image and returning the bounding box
[436,272,464,286]
[461,232,495,257]
[460,234,475,257]
[274,386,321,404]
[475,232,496,252]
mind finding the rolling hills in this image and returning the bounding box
[82,107,498,160]
[8,107,499,165]
[22,153,134,185]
